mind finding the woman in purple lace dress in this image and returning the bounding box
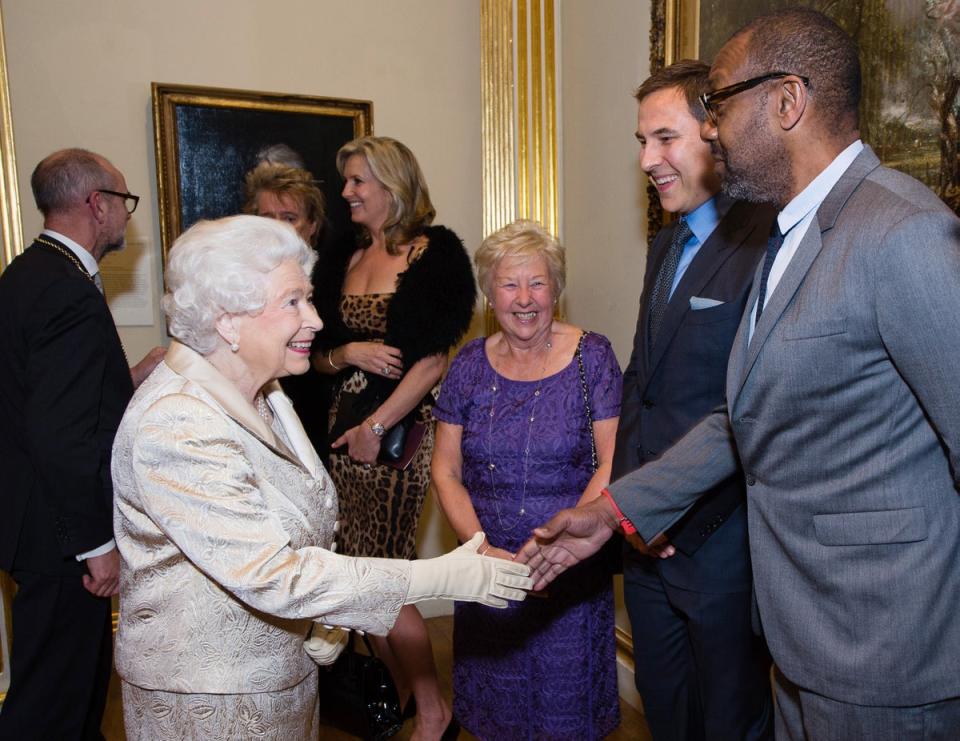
[432,220,622,740]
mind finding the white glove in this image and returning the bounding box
[304,624,349,665]
[406,532,533,608]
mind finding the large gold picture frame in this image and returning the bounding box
[652,0,959,234]
[152,83,373,261]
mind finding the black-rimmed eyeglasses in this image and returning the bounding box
[94,189,140,214]
[700,72,810,124]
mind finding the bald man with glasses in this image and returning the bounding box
[0,149,163,740]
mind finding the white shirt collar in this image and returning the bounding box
[776,139,864,235]
[42,229,100,277]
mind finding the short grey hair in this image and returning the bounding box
[31,148,116,216]
[162,215,316,355]
[474,219,566,302]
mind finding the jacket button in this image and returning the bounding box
[746,474,757,486]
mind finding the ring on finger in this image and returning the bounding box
[382,366,390,375]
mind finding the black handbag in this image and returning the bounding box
[328,388,427,471]
[317,632,403,740]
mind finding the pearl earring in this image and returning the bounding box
[230,342,239,353]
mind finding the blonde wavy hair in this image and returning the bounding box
[336,136,435,254]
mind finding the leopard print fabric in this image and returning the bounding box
[328,293,437,559]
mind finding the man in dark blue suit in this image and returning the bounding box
[0,149,163,739]
[614,61,773,741]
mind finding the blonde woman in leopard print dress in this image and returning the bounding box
[313,136,476,741]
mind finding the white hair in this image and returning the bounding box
[162,215,316,355]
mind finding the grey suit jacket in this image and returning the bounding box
[608,146,960,706]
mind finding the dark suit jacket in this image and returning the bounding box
[613,200,773,592]
[0,237,133,575]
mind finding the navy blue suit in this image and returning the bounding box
[613,200,774,741]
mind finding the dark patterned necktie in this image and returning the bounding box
[648,218,692,349]
[754,221,785,322]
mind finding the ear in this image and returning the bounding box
[87,190,108,224]
[307,218,320,243]
[215,313,239,347]
[777,76,808,131]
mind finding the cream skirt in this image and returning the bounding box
[121,668,318,740]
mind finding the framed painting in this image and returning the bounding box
[648,0,959,237]
[152,83,373,261]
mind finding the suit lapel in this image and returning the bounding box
[730,146,883,398]
[645,204,763,380]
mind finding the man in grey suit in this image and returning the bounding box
[619,59,772,741]
[518,8,960,738]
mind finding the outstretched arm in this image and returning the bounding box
[515,496,620,591]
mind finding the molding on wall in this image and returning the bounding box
[0,4,23,271]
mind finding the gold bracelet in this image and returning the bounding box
[327,348,342,371]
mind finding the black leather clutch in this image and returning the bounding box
[329,390,426,471]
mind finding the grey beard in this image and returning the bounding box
[102,237,126,256]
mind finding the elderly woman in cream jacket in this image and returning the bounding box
[111,215,530,740]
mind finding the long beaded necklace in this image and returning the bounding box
[484,337,553,532]
[35,236,96,286]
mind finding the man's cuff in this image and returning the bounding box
[601,489,637,535]
[76,539,116,561]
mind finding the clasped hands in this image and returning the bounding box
[514,497,674,591]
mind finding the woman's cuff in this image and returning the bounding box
[601,489,637,535]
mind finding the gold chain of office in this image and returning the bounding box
[35,236,96,286]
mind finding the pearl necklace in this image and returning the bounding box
[255,393,272,422]
[484,338,552,532]
[35,236,96,286]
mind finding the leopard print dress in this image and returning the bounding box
[327,293,437,558]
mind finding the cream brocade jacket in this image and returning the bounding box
[112,341,409,695]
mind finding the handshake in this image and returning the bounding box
[305,532,533,664]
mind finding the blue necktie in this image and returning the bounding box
[648,218,692,349]
[755,221,785,322]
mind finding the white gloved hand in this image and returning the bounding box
[406,532,533,608]
[304,624,349,665]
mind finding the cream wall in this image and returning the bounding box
[560,0,650,365]
[2,0,481,579]
[560,0,651,708]
[3,0,482,362]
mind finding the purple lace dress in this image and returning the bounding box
[433,333,623,741]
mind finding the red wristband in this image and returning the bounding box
[601,488,637,535]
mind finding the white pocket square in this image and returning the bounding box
[689,296,725,310]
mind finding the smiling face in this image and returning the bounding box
[490,254,555,347]
[232,259,321,386]
[702,34,793,207]
[636,86,719,215]
[341,154,393,234]
[253,190,319,245]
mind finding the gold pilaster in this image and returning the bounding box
[0,4,22,271]
[480,0,559,237]
[480,0,560,332]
